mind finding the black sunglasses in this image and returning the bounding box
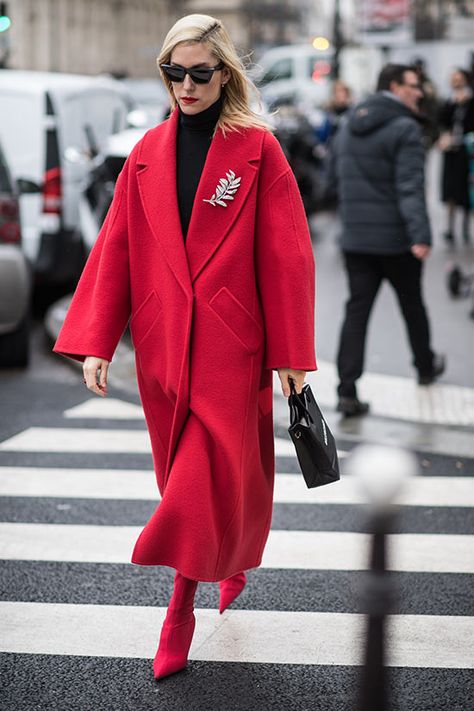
[161,62,224,84]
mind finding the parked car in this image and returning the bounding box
[120,78,170,128]
[0,70,134,287]
[0,141,31,367]
[253,44,333,110]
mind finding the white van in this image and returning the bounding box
[254,44,334,109]
[0,70,133,286]
[78,127,147,253]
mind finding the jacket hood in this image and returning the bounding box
[348,93,419,135]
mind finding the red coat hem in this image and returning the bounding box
[129,556,263,583]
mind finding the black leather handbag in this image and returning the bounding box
[288,379,340,489]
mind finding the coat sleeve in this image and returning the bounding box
[52,167,131,363]
[394,120,432,247]
[255,131,317,372]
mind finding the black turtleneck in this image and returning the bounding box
[177,95,223,239]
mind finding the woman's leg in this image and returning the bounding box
[219,571,247,614]
[336,252,382,401]
[462,208,471,244]
[153,571,198,680]
[444,202,456,245]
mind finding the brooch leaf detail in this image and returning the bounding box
[203,170,241,207]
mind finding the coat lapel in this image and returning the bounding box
[136,108,262,290]
[136,109,192,299]
[185,127,260,283]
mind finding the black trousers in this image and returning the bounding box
[337,251,435,398]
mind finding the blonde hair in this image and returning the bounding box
[157,14,272,135]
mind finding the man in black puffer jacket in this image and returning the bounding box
[332,63,445,416]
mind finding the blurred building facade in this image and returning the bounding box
[3,0,173,75]
[304,1,474,46]
[2,0,473,76]
[2,0,309,75]
[182,1,306,52]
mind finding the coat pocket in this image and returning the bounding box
[209,286,263,355]
[130,291,162,350]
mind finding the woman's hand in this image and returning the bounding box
[83,356,109,397]
[277,368,306,397]
[438,131,453,152]
[411,244,431,261]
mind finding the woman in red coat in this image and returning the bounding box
[53,13,317,680]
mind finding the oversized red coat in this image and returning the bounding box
[53,108,317,582]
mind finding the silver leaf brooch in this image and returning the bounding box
[203,169,241,207]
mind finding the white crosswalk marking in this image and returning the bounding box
[1,601,472,669]
[0,466,158,500]
[1,467,473,508]
[1,394,473,688]
[63,398,145,420]
[0,427,154,453]
[0,427,347,458]
[0,523,471,573]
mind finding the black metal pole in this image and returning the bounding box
[357,512,394,711]
[332,0,342,80]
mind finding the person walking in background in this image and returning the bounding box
[313,80,353,151]
[321,80,354,208]
[53,14,316,680]
[412,57,441,150]
[438,67,474,246]
[331,63,445,417]
[326,79,353,135]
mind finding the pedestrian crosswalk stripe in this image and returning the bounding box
[0,427,153,453]
[0,427,347,459]
[0,523,471,573]
[275,473,474,507]
[1,467,472,508]
[64,398,145,420]
[0,466,157,500]
[1,601,472,669]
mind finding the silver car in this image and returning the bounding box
[0,142,31,367]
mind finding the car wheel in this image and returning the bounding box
[0,316,30,368]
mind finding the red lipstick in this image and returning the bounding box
[181,97,198,104]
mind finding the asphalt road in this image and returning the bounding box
[0,317,473,710]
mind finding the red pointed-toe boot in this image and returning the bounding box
[219,571,247,614]
[153,572,198,680]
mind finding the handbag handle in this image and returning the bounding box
[289,378,314,425]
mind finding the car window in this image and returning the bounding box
[0,146,12,192]
[260,58,293,86]
[60,91,130,157]
[0,94,42,180]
